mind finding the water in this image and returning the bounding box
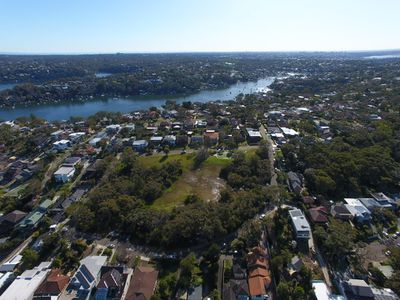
[95,72,112,78]
[0,83,18,92]
[365,54,400,59]
[0,77,274,121]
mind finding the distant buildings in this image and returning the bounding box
[53,140,71,152]
[246,128,262,144]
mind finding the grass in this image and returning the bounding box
[138,153,195,170]
[147,154,231,211]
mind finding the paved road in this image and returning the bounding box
[309,235,333,289]
[0,234,34,266]
[260,124,277,186]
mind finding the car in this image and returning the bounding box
[107,243,115,249]
[181,150,187,154]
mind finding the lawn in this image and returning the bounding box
[143,154,231,211]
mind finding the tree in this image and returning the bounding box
[71,239,87,256]
[21,248,39,269]
[256,140,270,160]
[194,148,209,169]
[203,243,220,263]
[292,285,306,299]
[277,282,290,300]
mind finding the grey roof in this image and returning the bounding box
[371,287,400,300]
[289,209,311,232]
[188,285,203,300]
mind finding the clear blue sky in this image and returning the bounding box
[1,0,399,53]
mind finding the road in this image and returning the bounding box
[41,150,71,190]
[260,125,277,186]
[0,233,34,266]
[309,235,333,289]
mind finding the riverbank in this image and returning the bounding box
[0,77,274,121]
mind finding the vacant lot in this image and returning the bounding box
[141,154,231,211]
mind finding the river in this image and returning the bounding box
[0,83,18,92]
[0,77,274,121]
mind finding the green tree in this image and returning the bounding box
[21,248,39,269]
[277,282,290,300]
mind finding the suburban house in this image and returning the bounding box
[54,166,75,183]
[0,255,22,273]
[190,135,204,145]
[106,124,121,134]
[287,172,303,195]
[330,203,353,221]
[0,261,52,300]
[125,266,159,300]
[370,192,397,210]
[308,206,329,224]
[359,198,383,211]
[289,209,311,239]
[132,140,148,152]
[89,137,103,147]
[69,132,86,142]
[246,247,271,300]
[246,128,262,144]
[0,272,14,295]
[163,135,177,146]
[33,269,70,299]
[0,209,27,233]
[287,256,304,277]
[223,279,249,300]
[312,280,344,300]
[53,140,71,152]
[62,156,82,167]
[203,130,219,145]
[344,198,372,223]
[62,255,107,300]
[95,266,130,300]
[188,285,203,300]
[149,136,163,146]
[51,130,66,141]
[18,199,54,230]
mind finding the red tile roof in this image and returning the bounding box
[34,269,70,296]
[308,207,329,223]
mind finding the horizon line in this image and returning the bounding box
[1,48,400,56]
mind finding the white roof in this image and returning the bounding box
[312,280,345,300]
[69,132,85,137]
[0,262,51,300]
[0,272,14,290]
[281,127,299,136]
[150,136,163,141]
[289,209,311,232]
[0,255,22,272]
[53,139,70,145]
[54,166,75,176]
[79,256,107,278]
[344,198,371,216]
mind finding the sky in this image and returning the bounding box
[1,0,399,53]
